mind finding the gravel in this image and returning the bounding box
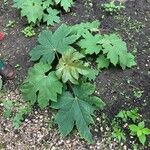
[0,90,125,150]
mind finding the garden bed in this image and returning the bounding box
[0,0,150,149]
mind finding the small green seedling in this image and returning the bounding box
[112,126,126,142]
[129,121,150,145]
[21,25,35,37]
[12,103,32,128]
[48,117,55,129]
[116,108,140,122]
[101,1,125,14]
[15,64,21,70]
[6,20,16,28]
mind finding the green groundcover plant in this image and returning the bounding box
[101,1,125,14]
[2,21,136,143]
[112,109,150,146]
[21,25,36,37]
[129,122,150,145]
[111,108,140,143]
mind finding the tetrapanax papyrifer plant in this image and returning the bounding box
[20,23,106,143]
[3,21,136,143]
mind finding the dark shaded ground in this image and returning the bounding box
[0,0,150,149]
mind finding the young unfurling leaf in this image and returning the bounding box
[56,49,89,84]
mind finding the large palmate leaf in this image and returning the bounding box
[55,0,74,11]
[99,34,136,69]
[71,20,100,37]
[20,0,44,23]
[56,49,89,84]
[43,8,60,26]
[21,62,63,109]
[78,31,103,55]
[51,83,105,143]
[30,24,78,64]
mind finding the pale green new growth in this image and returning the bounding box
[112,127,126,142]
[21,25,35,37]
[56,49,89,84]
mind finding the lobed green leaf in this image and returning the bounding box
[30,24,78,64]
[21,62,63,109]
